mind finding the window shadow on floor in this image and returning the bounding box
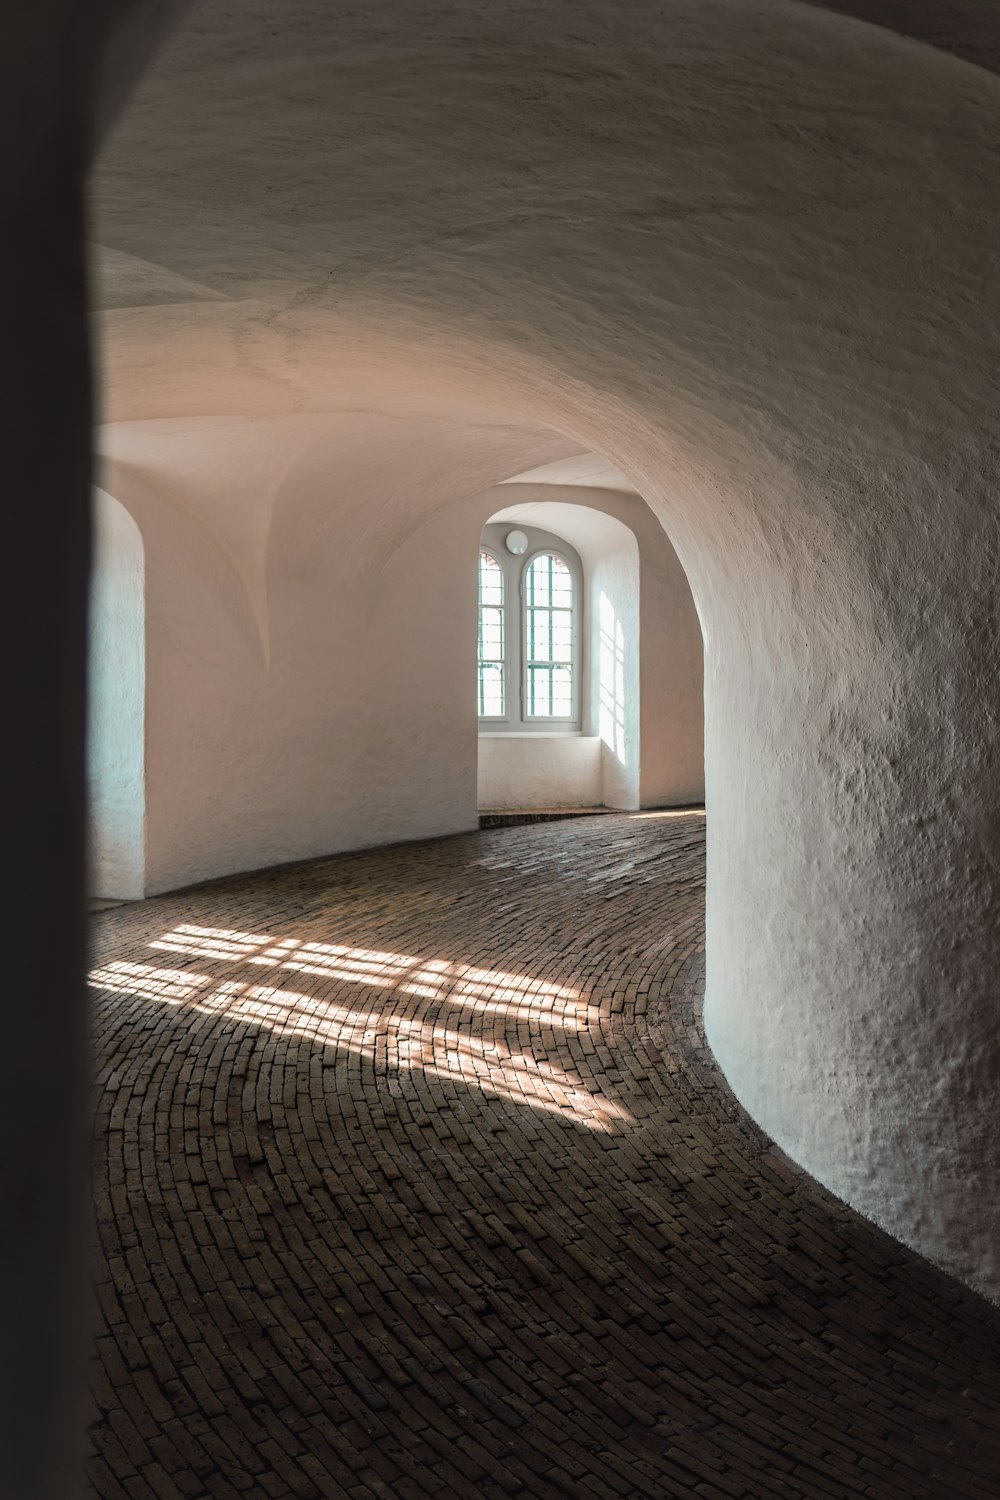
[86,815,1000,1500]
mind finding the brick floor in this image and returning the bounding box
[86,812,1000,1499]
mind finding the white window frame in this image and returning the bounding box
[477,523,583,735]
[477,546,508,722]
[520,546,579,728]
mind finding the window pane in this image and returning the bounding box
[478,551,505,716]
[551,665,573,716]
[526,555,550,608]
[524,664,575,718]
[523,552,574,717]
[526,665,551,717]
[527,606,550,664]
[480,606,503,657]
[479,550,504,606]
[551,612,572,662]
[479,663,504,717]
[550,557,572,607]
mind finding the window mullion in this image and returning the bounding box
[480,534,579,732]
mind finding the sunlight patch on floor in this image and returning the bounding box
[88,928,629,1131]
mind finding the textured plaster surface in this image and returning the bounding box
[87,490,145,899]
[478,735,603,811]
[95,421,699,892]
[98,414,560,892]
[93,0,1000,1292]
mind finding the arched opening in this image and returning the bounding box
[17,6,1000,1495]
[477,506,637,814]
[481,468,704,812]
[82,0,1000,1300]
[478,529,584,733]
[87,488,145,901]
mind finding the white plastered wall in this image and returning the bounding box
[87,488,145,900]
[477,735,603,811]
[97,415,554,894]
[95,429,704,897]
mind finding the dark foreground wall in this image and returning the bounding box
[1,7,182,1495]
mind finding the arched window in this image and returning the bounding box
[477,525,582,731]
[524,551,575,719]
[478,548,505,717]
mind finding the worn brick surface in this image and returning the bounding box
[86,813,1000,1498]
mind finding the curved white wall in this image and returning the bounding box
[94,0,1000,1295]
[96,428,703,895]
[87,489,145,900]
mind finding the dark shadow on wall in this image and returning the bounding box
[2,6,197,1493]
[798,0,1000,76]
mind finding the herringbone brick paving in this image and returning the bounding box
[86,812,1000,1498]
